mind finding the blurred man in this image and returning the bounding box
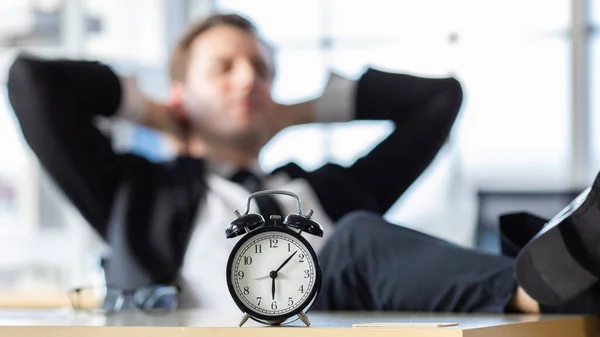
[7,13,600,315]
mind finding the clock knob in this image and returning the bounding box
[225,211,265,239]
[283,209,324,237]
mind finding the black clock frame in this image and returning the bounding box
[226,225,322,324]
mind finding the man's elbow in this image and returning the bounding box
[432,77,464,122]
[6,54,48,118]
[444,77,464,113]
[421,77,464,130]
[7,53,42,89]
[6,54,57,149]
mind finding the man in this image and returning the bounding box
[6,13,600,315]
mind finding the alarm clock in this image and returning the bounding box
[225,189,324,327]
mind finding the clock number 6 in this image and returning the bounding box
[271,301,277,310]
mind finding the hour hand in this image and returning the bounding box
[271,277,275,300]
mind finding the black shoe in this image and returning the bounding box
[540,283,600,315]
[515,172,600,306]
[499,212,547,258]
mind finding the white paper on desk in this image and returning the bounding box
[353,322,459,328]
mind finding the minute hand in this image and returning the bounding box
[275,251,298,273]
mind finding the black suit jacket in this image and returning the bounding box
[6,54,463,289]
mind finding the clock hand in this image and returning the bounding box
[271,276,275,300]
[275,250,298,273]
[256,273,286,281]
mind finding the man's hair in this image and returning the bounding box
[169,13,271,83]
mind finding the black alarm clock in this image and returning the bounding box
[225,189,324,327]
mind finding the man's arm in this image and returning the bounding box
[347,68,463,214]
[7,54,130,238]
[277,68,463,222]
[269,72,357,134]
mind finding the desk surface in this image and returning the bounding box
[0,309,598,337]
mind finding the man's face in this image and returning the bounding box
[177,24,276,151]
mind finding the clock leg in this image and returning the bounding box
[238,313,251,327]
[297,312,311,327]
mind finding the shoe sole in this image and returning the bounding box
[515,173,600,306]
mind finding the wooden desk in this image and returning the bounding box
[0,292,73,309]
[0,309,598,337]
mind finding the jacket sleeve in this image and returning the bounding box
[280,68,464,222]
[346,67,464,214]
[7,53,126,238]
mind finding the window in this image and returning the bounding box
[452,0,570,35]
[215,0,322,45]
[454,36,572,190]
[83,0,166,67]
[591,37,600,177]
[589,1,600,181]
[329,0,455,39]
[0,86,38,236]
[450,0,571,190]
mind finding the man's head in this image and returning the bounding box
[168,13,277,157]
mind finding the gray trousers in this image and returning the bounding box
[312,211,517,313]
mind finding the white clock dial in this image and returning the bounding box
[230,230,317,316]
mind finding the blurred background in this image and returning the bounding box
[0,0,597,295]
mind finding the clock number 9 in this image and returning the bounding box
[237,271,244,280]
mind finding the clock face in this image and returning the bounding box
[227,227,320,319]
